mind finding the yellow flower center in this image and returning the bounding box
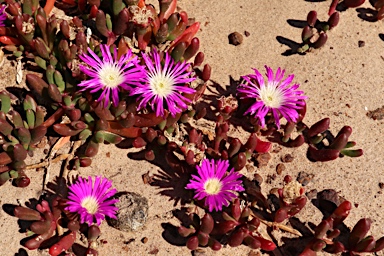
[81,196,99,214]
[98,62,124,89]
[259,84,283,108]
[204,178,222,195]
[149,72,174,98]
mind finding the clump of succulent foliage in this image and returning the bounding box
[0,0,381,255]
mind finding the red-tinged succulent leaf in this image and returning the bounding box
[178,226,196,237]
[327,228,341,239]
[244,236,261,249]
[202,64,211,82]
[231,199,241,221]
[308,118,330,137]
[308,145,340,162]
[340,149,363,157]
[107,123,142,138]
[307,10,317,27]
[254,137,272,153]
[331,200,351,227]
[315,220,331,239]
[372,237,384,252]
[0,118,13,136]
[329,133,348,151]
[159,0,177,22]
[324,241,344,253]
[24,219,56,250]
[247,217,260,232]
[53,123,83,136]
[80,157,92,167]
[349,218,372,247]
[311,239,327,252]
[211,220,238,235]
[227,228,246,247]
[30,218,51,235]
[328,12,340,29]
[377,6,384,20]
[14,206,42,221]
[255,236,276,251]
[13,144,28,161]
[134,113,166,127]
[88,225,101,242]
[13,173,31,188]
[0,152,12,165]
[197,231,209,246]
[274,208,289,223]
[132,137,147,148]
[233,152,246,171]
[329,0,339,15]
[344,0,365,8]
[49,231,76,256]
[228,138,242,158]
[67,220,80,232]
[145,150,155,161]
[354,235,376,252]
[299,247,317,256]
[186,235,199,250]
[0,36,22,45]
[313,32,328,49]
[200,213,214,234]
[208,238,222,251]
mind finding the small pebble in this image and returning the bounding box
[281,154,294,163]
[379,182,384,189]
[256,153,271,167]
[141,237,148,244]
[244,30,250,37]
[228,32,243,46]
[276,163,285,175]
[297,171,314,186]
[358,40,365,47]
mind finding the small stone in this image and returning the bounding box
[141,237,148,244]
[379,182,384,189]
[276,163,285,175]
[148,248,159,254]
[244,31,250,37]
[297,171,314,186]
[305,189,318,200]
[358,40,365,47]
[109,192,149,232]
[256,153,271,167]
[281,154,294,163]
[106,152,110,157]
[253,173,263,185]
[228,32,243,46]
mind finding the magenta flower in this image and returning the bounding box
[237,65,307,129]
[78,44,145,107]
[65,176,119,226]
[130,49,196,118]
[0,5,7,27]
[186,159,244,212]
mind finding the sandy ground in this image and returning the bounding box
[1,0,384,255]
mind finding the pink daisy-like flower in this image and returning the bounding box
[0,5,7,27]
[78,44,145,108]
[237,65,307,129]
[130,49,196,118]
[186,159,244,212]
[65,176,119,226]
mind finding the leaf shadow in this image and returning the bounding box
[128,146,195,207]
